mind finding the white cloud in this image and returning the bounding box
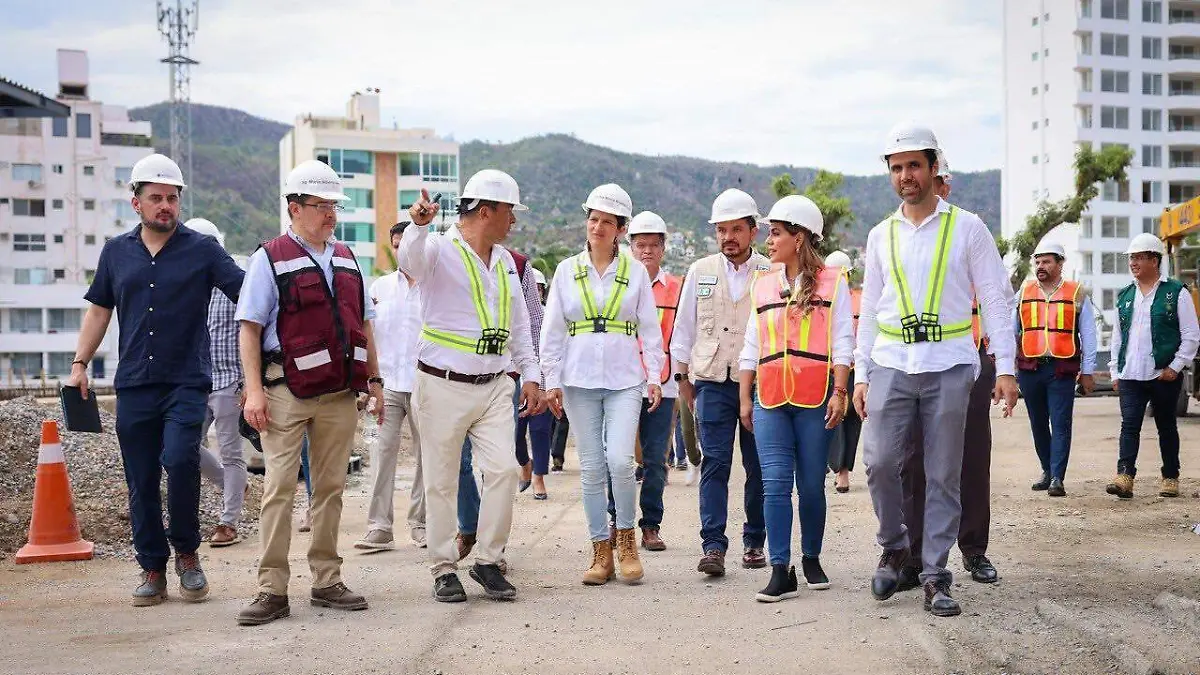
[0,0,1002,174]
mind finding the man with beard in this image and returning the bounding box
[853,124,1017,617]
[66,153,244,606]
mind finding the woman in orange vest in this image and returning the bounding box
[738,195,853,603]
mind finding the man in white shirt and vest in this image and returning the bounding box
[356,221,426,551]
[398,170,543,603]
[853,123,1018,618]
[1107,233,1199,500]
[671,188,772,576]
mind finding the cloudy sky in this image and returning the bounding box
[2,0,1002,175]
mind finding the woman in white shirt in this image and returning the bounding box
[541,184,664,586]
[737,195,853,603]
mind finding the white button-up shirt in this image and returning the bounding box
[1010,283,1099,375]
[670,254,757,366]
[370,272,421,393]
[395,223,539,384]
[1108,279,1200,381]
[739,272,856,372]
[854,198,1016,385]
[540,252,664,392]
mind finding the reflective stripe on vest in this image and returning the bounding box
[753,265,839,409]
[421,239,512,355]
[879,207,972,343]
[568,252,636,336]
[1019,280,1080,358]
[971,300,983,349]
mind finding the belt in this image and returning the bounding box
[417,361,505,385]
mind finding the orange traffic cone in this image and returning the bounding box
[15,420,94,563]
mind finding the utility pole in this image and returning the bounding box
[157,0,199,216]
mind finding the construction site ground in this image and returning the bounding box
[1,396,1198,675]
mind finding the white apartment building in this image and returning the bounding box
[0,49,153,385]
[279,91,460,276]
[1003,0,1200,348]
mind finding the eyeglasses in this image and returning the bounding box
[299,201,342,213]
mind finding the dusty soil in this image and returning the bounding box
[0,397,1198,675]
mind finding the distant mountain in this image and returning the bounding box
[130,104,1001,256]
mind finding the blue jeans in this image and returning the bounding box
[458,377,522,534]
[695,379,765,552]
[564,385,643,541]
[753,401,833,564]
[673,415,687,464]
[300,434,312,498]
[527,410,554,476]
[608,397,676,529]
[1117,377,1184,479]
[1017,362,1077,480]
[114,384,208,571]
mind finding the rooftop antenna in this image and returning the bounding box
[157,0,199,216]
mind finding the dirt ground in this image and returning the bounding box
[1,396,1198,675]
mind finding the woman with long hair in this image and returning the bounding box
[541,183,664,585]
[738,195,854,602]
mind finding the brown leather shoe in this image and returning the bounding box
[209,524,241,548]
[237,593,290,626]
[310,582,368,611]
[697,549,726,577]
[456,532,476,561]
[742,547,767,569]
[923,579,961,617]
[1160,477,1179,498]
[641,527,666,551]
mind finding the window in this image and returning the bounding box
[84,235,96,245]
[83,199,95,211]
[1033,120,1040,130]
[82,165,95,176]
[1082,216,1094,238]
[1102,180,1131,201]
[12,163,43,182]
[344,188,374,210]
[314,148,374,175]
[435,192,458,214]
[1101,0,1129,19]
[115,166,132,185]
[75,113,91,139]
[1080,69,1094,92]
[334,221,374,243]
[1170,149,1198,167]
[1142,144,1163,166]
[357,256,375,274]
[1170,43,1198,60]
[1172,7,1198,23]
[47,353,75,377]
[113,200,136,219]
[1033,15,1040,25]
[1101,33,1129,56]
[12,199,46,217]
[1033,155,1040,164]
[398,152,421,176]
[84,269,96,284]
[1172,184,1199,202]
[47,309,82,332]
[52,164,63,174]
[1143,36,1163,58]
[1102,289,1115,310]
[51,199,63,210]
[13,233,47,251]
[1080,32,1093,55]
[52,234,63,243]
[1171,79,1196,95]
[1082,0,1093,18]
[9,308,43,333]
[399,190,421,209]
[52,269,64,280]
[1032,85,1039,96]
[1101,69,1130,92]
[1143,180,1163,202]
[1100,105,1129,128]
[13,268,50,285]
[1082,252,1094,273]
[1045,117,1051,127]
[1079,105,1094,128]
[51,116,68,137]
[1101,216,1131,237]
[1142,108,1162,130]
[1143,217,1158,233]
[1045,82,1051,92]
[422,154,458,182]
[1102,252,1130,273]
[1033,51,1040,61]
[1143,72,1163,94]
[9,353,43,376]
[1170,113,1197,130]
[1143,0,1162,22]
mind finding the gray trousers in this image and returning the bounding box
[367,389,425,533]
[198,382,248,527]
[863,363,975,583]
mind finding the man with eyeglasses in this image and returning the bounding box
[235,160,385,626]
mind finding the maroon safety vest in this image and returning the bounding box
[261,234,369,398]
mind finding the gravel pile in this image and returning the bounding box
[0,396,262,560]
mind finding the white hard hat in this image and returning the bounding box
[461,169,528,211]
[582,183,633,220]
[709,188,760,224]
[1033,240,1066,258]
[627,211,668,238]
[532,268,547,286]
[936,149,952,180]
[185,217,225,249]
[129,153,186,189]
[766,195,825,240]
[824,250,852,269]
[882,121,940,161]
[1125,232,1166,256]
[283,160,349,201]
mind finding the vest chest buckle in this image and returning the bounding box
[592,317,608,334]
[477,328,508,356]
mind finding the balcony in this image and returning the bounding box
[1168,128,1200,145]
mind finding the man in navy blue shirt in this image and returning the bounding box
[66,154,244,607]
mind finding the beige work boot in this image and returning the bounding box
[582,540,615,586]
[1105,473,1134,500]
[615,528,644,583]
[1160,478,1179,498]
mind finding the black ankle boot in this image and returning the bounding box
[801,556,830,590]
[755,563,799,603]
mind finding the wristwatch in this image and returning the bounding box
[368,376,384,385]
[673,372,685,382]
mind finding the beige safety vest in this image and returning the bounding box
[690,252,771,382]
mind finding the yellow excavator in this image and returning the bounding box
[1159,196,1200,415]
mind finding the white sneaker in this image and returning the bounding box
[411,526,427,548]
[685,462,701,487]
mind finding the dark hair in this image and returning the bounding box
[133,182,184,198]
[882,148,939,170]
[390,221,411,239]
[457,198,499,217]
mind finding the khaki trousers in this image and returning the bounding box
[366,389,424,533]
[257,363,357,595]
[414,370,519,578]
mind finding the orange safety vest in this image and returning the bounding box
[753,265,840,409]
[1019,280,1081,358]
[651,273,683,384]
[971,300,982,350]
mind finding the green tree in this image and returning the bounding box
[770,170,854,257]
[530,243,574,283]
[996,144,1135,290]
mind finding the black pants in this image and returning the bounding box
[1118,377,1184,479]
[551,415,569,463]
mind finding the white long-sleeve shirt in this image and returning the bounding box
[1010,284,1099,375]
[395,223,539,385]
[540,252,664,392]
[1108,280,1200,381]
[370,272,421,393]
[854,198,1016,385]
[670,254,759,366]
[739,272,855,372]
